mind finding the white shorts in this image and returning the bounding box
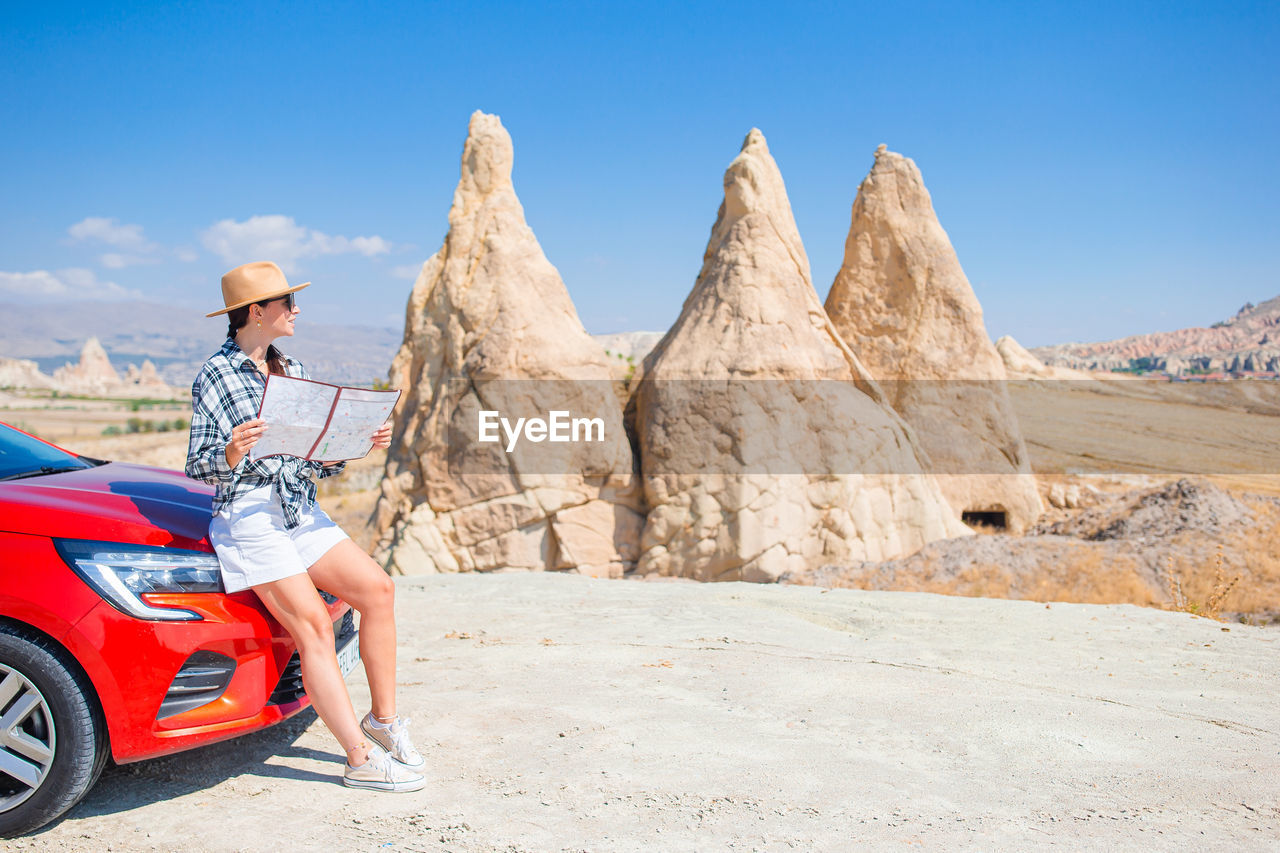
[209,485,349,593]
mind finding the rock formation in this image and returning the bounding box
[53,338,122,394]
[633,129,968,583]
[45,339,181,398]
[370,111,643,578]
[0,356,55,389]
[824,146,1041,532]
[996,335,1092,380]
[783,479,1277,620]
[124,360,173,394]
[1033,294,1280,374]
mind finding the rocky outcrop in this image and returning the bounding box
[1033,294,1280,374]
[46,339,181,398]
[824,146,1041,532]
[53,337,119,394]
[371,111,643,578]
[996,335,1092,380]
[632,129,968,583]
[997,335,1052,379]
[783,479,1275,619]
[0,300,398,388]
[124,360,172,394]
[0,356,55,389]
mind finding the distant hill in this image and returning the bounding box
[0,301,401,387]
[1032,295,1280,374]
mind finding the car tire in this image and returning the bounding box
[0,625,107,838]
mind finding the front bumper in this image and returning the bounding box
[65,590,354,764]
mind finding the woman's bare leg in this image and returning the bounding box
[252,572,371,764]
[306,539,398,720]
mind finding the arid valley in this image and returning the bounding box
[4,112,1278,850]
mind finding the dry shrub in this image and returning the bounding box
[913,545,1156,607]
[1165,547,1244,621]
[1222,501,1280,614]
[1203,554,1241,619]
[1164,554,1188,612]
[947,564,1016,600]
[1027,545,1158,607]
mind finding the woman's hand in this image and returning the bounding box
[371,421,393,450]
[225,418,267,469]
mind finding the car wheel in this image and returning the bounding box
[0,626,107,838]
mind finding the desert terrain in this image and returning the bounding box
[3,573,1276,851]
[2,374,1279,848]
[787,378,1280,624]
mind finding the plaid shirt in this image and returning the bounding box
[186,338,345,529]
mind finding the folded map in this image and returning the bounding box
[249,373,400,462]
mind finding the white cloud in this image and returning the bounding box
[68,217,151,249]
[68,217,162,268]
[321,234,394,256]
[173,246,200,262]
[200,215,393,272]
[0,268,142,301]
[0,270,64,296]
[101,252,161,269]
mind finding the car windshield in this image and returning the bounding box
[0,423,93,481]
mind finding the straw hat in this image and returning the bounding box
[206,261,311,317]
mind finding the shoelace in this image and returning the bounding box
[388,718,419,759]
[369,750,397,780]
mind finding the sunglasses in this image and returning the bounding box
[262,293,296,311]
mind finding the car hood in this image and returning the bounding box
[0,462,215,549]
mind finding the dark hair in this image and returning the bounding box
[226,301,285,375]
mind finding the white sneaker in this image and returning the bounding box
[343,744,425,792]
[361,712,425,769]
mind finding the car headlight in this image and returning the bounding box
[54,539,224,622]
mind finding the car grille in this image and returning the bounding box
[157,651,237,719]
[266,609,356,706]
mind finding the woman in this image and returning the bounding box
[186,261,423,792]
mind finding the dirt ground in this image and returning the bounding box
[12,574,1280,852]
[1007,378,1280,497]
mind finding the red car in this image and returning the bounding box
[0,422,358,836]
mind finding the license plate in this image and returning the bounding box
[337,632,360,678]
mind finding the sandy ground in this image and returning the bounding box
[16,573,1279,852]
[1007,379,1280,496]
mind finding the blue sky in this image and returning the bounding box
[1,1,1276,346]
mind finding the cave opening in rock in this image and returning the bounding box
[962,510,1008,530]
